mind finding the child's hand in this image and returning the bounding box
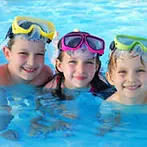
[96,125,113,136]
[0,129,19,140]
[29,123,50,137]
[29,119,71,137]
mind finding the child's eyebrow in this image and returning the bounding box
[87,58,95,60]
[18,48,27,51]
[69,57,95,60]
[19,48,45,52]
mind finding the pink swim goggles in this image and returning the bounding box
[58,32,105,55]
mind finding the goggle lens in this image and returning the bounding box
[117,36,134,45]
[86,36,104,50]
[116,35,147,50]
[18,20,50,34]
[64,35,82,48]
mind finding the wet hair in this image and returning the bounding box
[108,41,147,75]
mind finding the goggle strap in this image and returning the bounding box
[109,41,115,51]
[5,26,14,39]
[47,39,52,44]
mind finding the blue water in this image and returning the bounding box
[0,0,147,146]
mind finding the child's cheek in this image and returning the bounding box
[86,64,96,70]
[37,56,44,63]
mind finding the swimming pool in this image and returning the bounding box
[0,0,147,146]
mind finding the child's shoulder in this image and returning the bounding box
[39,65,53,79]
[44,74,59,90]
[43,65,53,74]
[0,64,7,74]
[106,92,118,102]
[0,64,9,85]
[31,65,53,86]
[96,87,116,100]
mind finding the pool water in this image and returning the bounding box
[0,0,147,147]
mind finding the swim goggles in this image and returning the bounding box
[110,34,147,52]
[58,32,105,55]
[6,16,55,43]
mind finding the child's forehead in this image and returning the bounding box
[14,37,45,46]
[65,45,96,58]
[64,51,95,60]
[116,55,146,68]
[12,38,46,51]
[14,36,45,44]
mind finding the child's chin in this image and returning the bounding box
[22,76,35,82]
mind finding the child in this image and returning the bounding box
[29,31,114,137]
[97,34,147,136]
[106,34,147,104]
[44,31,113,99]
[0,16,55,86]
[0,16,56,140]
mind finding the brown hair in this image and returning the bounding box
[7,38,15,50]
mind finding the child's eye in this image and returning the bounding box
[85,61,94,64]
[68,60,76,64]
[19,52,28,55]
[36,53,45,56]
[118,70,127,74]
[137,69,146,72]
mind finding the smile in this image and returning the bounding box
[74,76,86,80]
[22,67,37,73]
[124,85,141,91]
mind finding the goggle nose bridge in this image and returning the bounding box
[79,35,87,48]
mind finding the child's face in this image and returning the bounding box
[56,51,98,89]
[107,55,147,104]
[4,38,46,83]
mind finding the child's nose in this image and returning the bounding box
[127,71,136,82]
[27,55,35,66]
[77,63,85,73]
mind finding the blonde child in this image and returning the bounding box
[107,34,147,104]
[0,16,56,140]
[97,34,147,136]
[30,31,114,136]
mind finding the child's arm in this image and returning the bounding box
[31,65,53,86]
[29,115,50,136]
[97,112,120,136]
[0,64,10,86]
[29,96,71,137]
[96,101,121,136]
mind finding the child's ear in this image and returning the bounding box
[96,62,100,71]
[106,72,114,86]
[3,46,11,61]
[95,63,99,70]
[56,59,63,72]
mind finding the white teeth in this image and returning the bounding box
[23,67,36,72]
[125,85,140,90]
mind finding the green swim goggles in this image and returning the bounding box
[110,34,147,52]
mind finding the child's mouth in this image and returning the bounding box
[22,67,37,73]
